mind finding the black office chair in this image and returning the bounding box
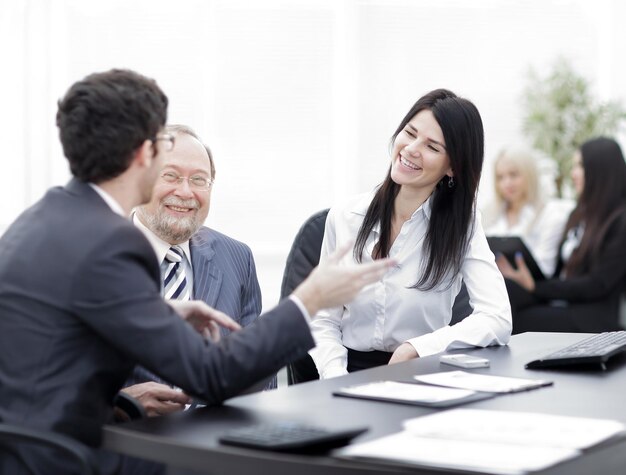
[280,209,330,301]
[0,422,99,475]
[281,209,473,385]
[0,392,144,474]
[281,209,329,385]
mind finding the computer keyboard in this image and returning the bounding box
[218,422,368,452]
[526,331,626,370]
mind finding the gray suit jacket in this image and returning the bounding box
[0,179,314,474]
[190,227,261,334]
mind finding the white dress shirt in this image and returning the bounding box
[309,191,512,379]
[484,200,574,277]
[133,215,194,298]
[89,183,125,217]
[559,223,584,276]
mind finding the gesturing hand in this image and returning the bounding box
[168,300,241,342]
[293,241,397,316]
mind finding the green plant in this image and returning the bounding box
[522,57,626,197]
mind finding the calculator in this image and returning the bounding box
[218,422,368,452]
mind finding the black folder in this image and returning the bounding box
[487,236,546,281]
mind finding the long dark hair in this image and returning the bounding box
[354,89,484,290]
[563,137,626,276]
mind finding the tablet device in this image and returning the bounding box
[487,236,545,281]
[439,354,490,368]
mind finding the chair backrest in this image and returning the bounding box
[281,209,473,384]
[280,209,329,300]
[0,422,99,475]
[281,210,329,385]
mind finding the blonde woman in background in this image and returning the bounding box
[483,146,573,277]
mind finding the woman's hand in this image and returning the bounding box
[388,342,419,365]
[496,252,536,291]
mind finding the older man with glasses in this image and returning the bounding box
[123,124,270,415]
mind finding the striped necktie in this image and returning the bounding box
[162,246,190,301]
[127,246,192,392]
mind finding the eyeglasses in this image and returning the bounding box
[152,133,176,152]
[160,171,214,190]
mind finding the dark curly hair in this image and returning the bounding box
[56,69,168,183]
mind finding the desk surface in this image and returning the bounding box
[103,332,626,474]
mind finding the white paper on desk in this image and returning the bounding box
[414,370,551,393]
[403,409,626,450]
[338,381,475,402]
[338,431,579,475]
[337,409,626,475]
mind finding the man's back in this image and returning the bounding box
[0,180,161,446]
[0,179,317,446]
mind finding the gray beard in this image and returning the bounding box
[138,207,201,244]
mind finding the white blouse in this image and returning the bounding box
[484,200,574,277]
[309,191,512,379]
[559,223,585,277]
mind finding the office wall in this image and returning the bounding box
[2,0,625,310]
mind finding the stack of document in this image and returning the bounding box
[337,409,625,474]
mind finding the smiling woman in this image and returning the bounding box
[390,109,452,198]
[307,89,512,380]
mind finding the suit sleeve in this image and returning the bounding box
[70,225,313,404]
[534,213,626,303]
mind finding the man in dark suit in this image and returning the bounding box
[0,69,393,475]
[124,125,270,415]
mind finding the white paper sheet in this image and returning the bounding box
[339,432,578,475]
[403,409,626,449]
[337,409,625,474]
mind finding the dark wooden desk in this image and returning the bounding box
[103,332,626,474]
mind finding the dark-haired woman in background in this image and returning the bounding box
[309,89,512,379]
[499,137,626,334]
